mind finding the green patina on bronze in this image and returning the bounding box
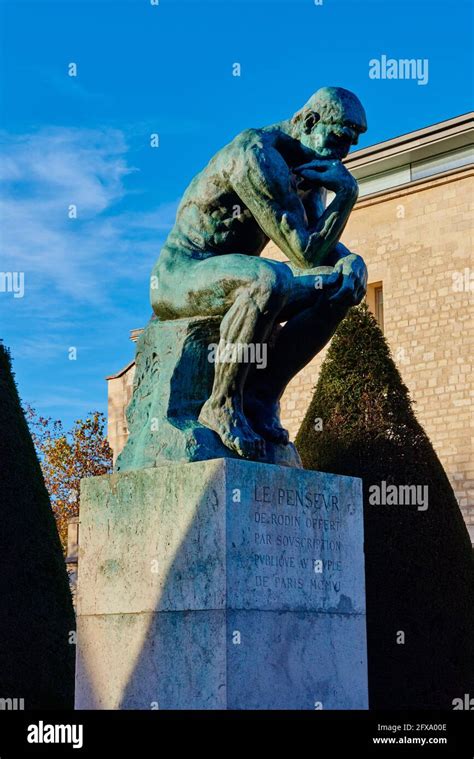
[117,87,368,471]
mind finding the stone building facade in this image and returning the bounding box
[107,114,474,539]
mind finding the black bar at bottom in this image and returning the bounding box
[0,709,472,757]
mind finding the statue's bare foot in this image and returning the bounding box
[245,394,290,446]
[198,398,266,459]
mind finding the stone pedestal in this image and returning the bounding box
[75,459,368,710]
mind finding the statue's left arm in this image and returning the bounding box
[232,142,358,269]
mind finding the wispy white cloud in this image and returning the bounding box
[0,125,179,429]
[26,388,105,413]
[12,336,70,362]
[0,127,178,306]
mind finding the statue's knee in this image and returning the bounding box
[251,263,290,308]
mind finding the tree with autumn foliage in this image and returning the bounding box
[26,407,113,553]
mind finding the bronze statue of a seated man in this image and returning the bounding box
[150,86,368,460]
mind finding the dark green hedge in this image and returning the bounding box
[296,304,474,709]
[0,343,75,708]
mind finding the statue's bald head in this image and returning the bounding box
[292,86,367,159]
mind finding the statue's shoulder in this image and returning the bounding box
[228,127,269,155]
[221,129,279,178]
[209,129,277,180]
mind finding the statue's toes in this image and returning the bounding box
[232,431,265,460]
[276,427,290,445]
[256,436,266,458]
[263,423,289,445]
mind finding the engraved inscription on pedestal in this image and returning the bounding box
[226,459,364,613]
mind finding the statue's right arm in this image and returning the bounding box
[232,142,357,268]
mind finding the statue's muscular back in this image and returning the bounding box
[151,125,320,321]
[159,126,311,262]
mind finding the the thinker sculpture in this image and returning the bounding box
[117,87,368,471]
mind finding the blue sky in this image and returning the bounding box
[0,0,472,432]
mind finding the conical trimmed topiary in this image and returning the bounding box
[0,342,75,708]
[296,304,474,709]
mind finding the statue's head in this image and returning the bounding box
[292,87,367,159]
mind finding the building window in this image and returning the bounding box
[357,165,411,197]
[411,145,473,182]
[354,145,473,198]
[366,282,384,331]
[375,285,384,331]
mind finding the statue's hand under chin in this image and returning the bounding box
[293,158,358,195]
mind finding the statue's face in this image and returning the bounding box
[296,97,366,159]
[308,119,363,159]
